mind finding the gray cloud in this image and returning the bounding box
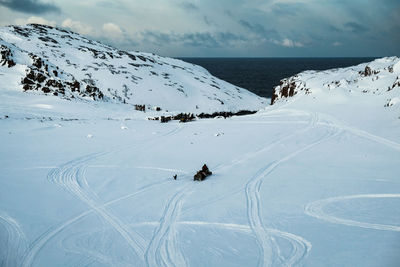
[1,0,398,56]
[203,16,215,26]
[270,3,303,16]
[180,2,198,11]
[141,31,173,45]
[0,0,60,14]
[141,30,243,48]
[344,22,368,33]
[328,25,343,33]
[239,20,265,35]
[239,20,278,39]
[96,1,126,11]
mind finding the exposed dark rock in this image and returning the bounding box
[152,110,256,123]
[0,45,16,67]
[160,116,172,123]
[359,66,380,77]
[23,84,32,91]
[22,77,35,85]
[137,55,147,62]
[174,113,195,123]
[159,113,195,123]
[36,73,46,83]
[38,36,58,44]
[271,77,305,105]
[84,85,103,99]
[18,53,103,100]
[134,104,146,112]
[12,26,30,37]
[197,110,256,119]
[390,77,400,90]
[66,80,80,92]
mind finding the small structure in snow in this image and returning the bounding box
[194,164,212,181]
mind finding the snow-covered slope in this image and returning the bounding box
[271,56,400,108]
[0,24,266,113]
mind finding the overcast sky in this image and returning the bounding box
[0,0,399,57]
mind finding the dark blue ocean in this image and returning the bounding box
[180,58,376,98]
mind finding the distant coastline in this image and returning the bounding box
[180,57,377,98]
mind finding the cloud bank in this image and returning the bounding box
[0,0,398,57]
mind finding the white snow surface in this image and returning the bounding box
[1,35,400,266]
[0,24,266,114]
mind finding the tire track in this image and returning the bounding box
[178,111,320,266]
[305,194,400,232]
[145,183,192,267]
[335,124,400,152]
[22,152,147,267]
[245,113,341,267]
[183,112,316,214]
[48,152,147,258]
[61,229,118,267]
[0,212,28,267]
[21,177,170,267]
[21,122,185,267]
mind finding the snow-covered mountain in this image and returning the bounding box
[271,56,400,108]
[0,24,266,114]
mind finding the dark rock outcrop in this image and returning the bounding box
[0,45,16,67]
[134,104,146,112]
[359,66,380,77]
[150,110,257,123]
[271,76,306,105]
[20,54,103,100]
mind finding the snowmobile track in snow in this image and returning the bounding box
[145,183,191,267]
[21,176,171,267]
[21,124,185,267]
[245,111,342,267]
[0,212,28,267]
[22,152,147,267]
[46,152,147,257]
[305,194,400,232]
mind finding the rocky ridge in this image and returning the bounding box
[0,24,266,113]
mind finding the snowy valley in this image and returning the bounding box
[1,25,400,267]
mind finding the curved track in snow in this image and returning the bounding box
[0,212,28,267]
[145,183,192,267]
[244,112,316,267]
[183,111,315,214]
[21,123,186,267]
[22,152,147,267]
[21,177,171,267]
[47,152,147,256]
[305,194,400,232]
[244,111,343,267]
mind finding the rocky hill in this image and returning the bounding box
[0,24,266,114]
[271,57,400,108]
